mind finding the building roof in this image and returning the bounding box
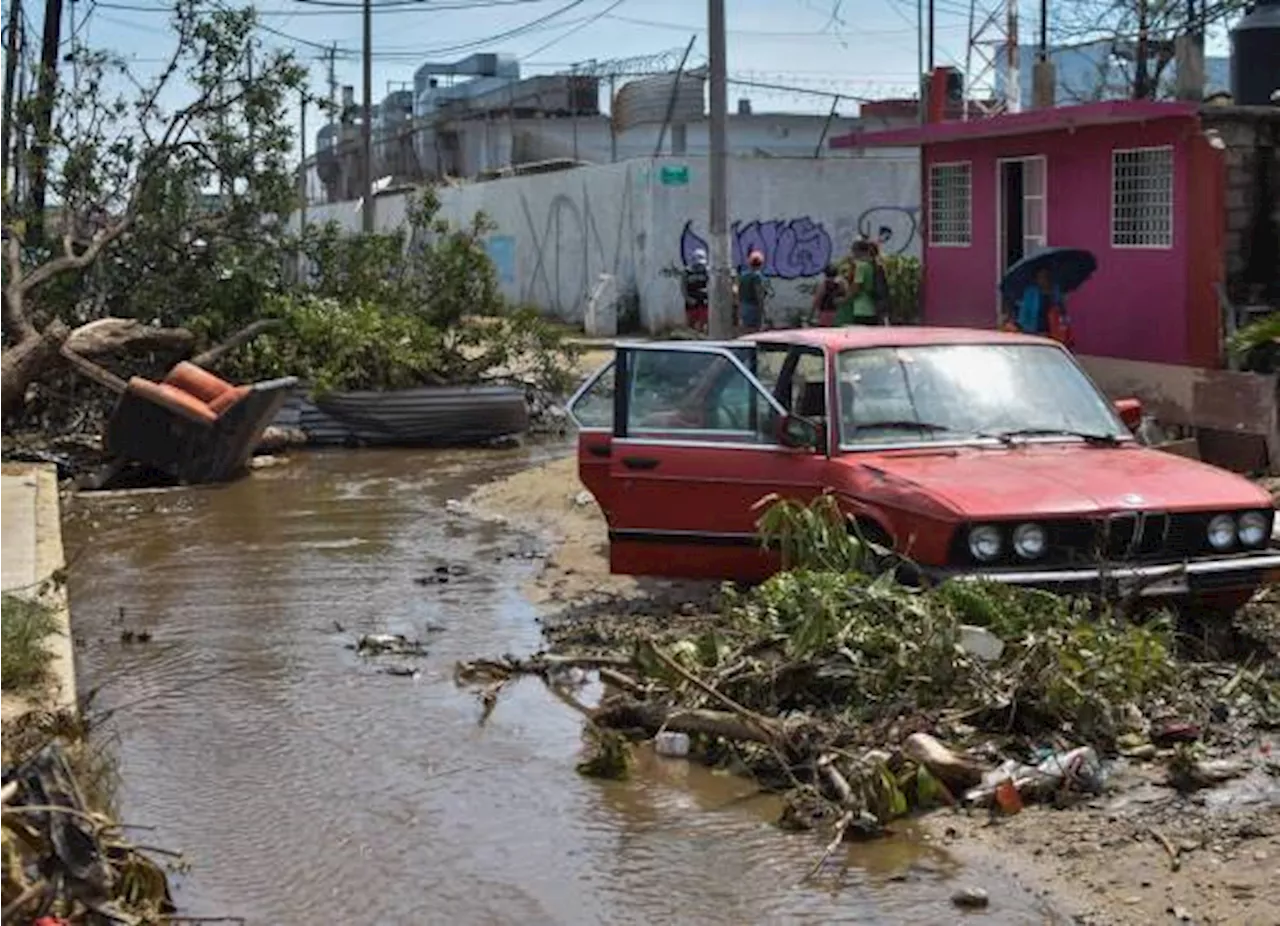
[829,100,1202,149]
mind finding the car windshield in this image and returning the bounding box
[836,344,1127,448]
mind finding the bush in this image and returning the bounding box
[216,189,581,396]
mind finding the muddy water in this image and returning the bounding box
[66,448,1061,925]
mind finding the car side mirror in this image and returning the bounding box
[777,414,823,451]
[1114,397,1143,430]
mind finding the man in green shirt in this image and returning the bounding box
[837,239,878,326]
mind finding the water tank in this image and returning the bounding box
[1230,0,1280,106]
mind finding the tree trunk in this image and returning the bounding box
[63,318,194,359]
[1,320,68,420]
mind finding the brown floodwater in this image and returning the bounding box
[65,447,1065,925]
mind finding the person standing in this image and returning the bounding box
[811,264,844,327]
[736,250,769,334]
[837,240,878,326]
[681,248,710,332]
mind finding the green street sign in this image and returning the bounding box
[659,165,690,186]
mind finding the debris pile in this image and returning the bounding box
[1,740,176,924]
[456,497,1280,866]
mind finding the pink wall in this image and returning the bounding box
[921,117,1202,365]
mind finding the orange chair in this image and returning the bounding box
[101,361,297,484]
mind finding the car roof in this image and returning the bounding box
[738,326,1057,350]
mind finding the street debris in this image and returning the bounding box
[1,739,176,924]
[351,633,430,658]
[453,496,1280,876]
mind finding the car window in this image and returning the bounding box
[837,344,1126,447]
[754,344,791,398]
[790,351,827,421]
[567,360,615,429]
[626,348,781,444]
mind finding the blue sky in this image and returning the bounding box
[61,0,974,117]
[24,0,1238,161]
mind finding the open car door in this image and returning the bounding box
[567,342,830,582]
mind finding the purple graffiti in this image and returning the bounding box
[679,217,833,280]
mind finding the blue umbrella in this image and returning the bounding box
[999,247,1098,302]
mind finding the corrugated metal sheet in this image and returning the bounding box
[274,385,529,447]
[613,72,705,132]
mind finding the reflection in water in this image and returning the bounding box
[66,448,1061,925]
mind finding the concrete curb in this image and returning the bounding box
[1,463,77,719]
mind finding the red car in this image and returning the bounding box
[566,327,1280,611]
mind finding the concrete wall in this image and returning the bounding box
[299,154,920,332]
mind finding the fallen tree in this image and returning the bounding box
[2,0,306,426]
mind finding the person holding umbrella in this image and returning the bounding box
[999,248,1096,350]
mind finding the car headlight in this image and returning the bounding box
[1237,511,1270,548]
[1207,513,1236,551]
[1012,522,1047,560]
[968,525,1003,562]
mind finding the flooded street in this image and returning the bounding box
[65,448,1060,925]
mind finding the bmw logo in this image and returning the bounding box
[1121,493,1144,507]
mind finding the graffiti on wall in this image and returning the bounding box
[850,206,919,256]
[679,218,831,280]
[678,206,920,276]
[516,168,641,318]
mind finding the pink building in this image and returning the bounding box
[831,101,1279,369]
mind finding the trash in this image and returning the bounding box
[951,886,990,909]
[574,490,594,507]
[994,778,1024,815]
[353,633,429,657]
[958,624,1005,661]
[2,742,176,923]
[1153,721,1202,746]
[655,731,691,757]
[967,746,1106,805]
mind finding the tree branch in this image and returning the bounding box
[18,216,136,295]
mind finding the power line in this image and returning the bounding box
[519,0,626,60]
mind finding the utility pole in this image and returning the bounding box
[1135,0,1150,99]
[361,0,374,232]
[917,0,925,123]
[327,44,337,116]
[1005,0,1020,112]
[299,89,308,235]
[27,0,64,244]
[707,0,732,339]
[608,73,617,163]
[3,0,22,191]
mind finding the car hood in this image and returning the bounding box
[853,443,1273,519]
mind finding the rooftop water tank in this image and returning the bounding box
[1230,0,1280,106]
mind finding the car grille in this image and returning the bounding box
[949,511,1268,567]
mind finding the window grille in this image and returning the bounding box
[929,162,972,246]
[1112,147,1174,248]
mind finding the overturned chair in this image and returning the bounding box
[63,347,297,486]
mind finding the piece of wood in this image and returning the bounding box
[59,345,129,393]
[593,699,776,745]
[189,319,281,370]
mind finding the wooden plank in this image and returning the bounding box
[1078,355,1277,436]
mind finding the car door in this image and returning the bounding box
[597,343,831,582]
[566,342,756,514]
